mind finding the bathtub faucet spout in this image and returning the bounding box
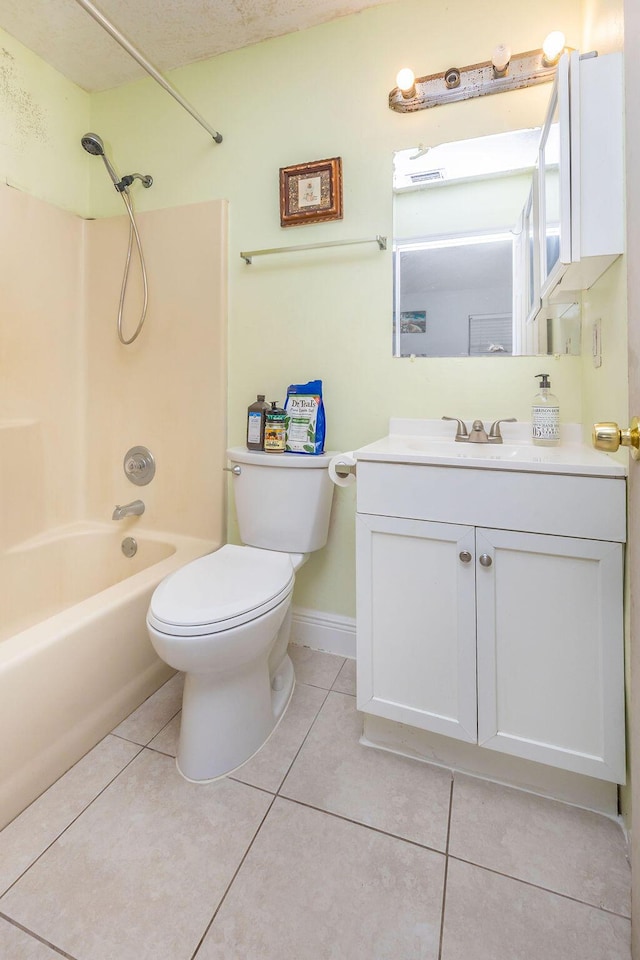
[112,499,145,521]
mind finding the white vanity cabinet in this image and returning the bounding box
[356,459,626,783]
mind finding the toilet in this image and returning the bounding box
[146,446,336,782]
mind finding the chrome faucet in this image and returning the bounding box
[112,499,145,521]
[442,416,516,444]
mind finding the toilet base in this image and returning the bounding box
[176,653,295,782]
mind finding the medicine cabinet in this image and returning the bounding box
[533,50,624,310]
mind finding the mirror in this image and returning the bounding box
[392,128,581,358]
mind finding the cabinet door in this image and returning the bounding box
[538,52,571,300]
[356,514,477,742]
[476,528,625,783]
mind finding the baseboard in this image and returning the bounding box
[291,606,356,659]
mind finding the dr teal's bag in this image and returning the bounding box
[284,380,325,454]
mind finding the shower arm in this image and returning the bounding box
[116,173,153,192]
[73,0,223,144]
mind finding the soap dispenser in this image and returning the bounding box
[532,374,560,446]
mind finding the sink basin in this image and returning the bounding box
[403,437,522,460]
[354,419,626,477]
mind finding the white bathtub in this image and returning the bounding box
[0,522,216,830]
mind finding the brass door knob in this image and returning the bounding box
[593,417,640,460]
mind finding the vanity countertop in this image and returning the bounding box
[354,419,627,478]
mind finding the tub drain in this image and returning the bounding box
[122,536,138,558]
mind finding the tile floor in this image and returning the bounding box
[0,646,632,960]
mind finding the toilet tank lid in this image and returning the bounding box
[149,544,294,628]
[227,447,339,468]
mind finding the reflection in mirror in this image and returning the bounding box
[392,128,581,358]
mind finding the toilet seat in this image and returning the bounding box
[147,544,295,637]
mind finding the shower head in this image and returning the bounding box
[81,132,105,156]
[81,132,122,190]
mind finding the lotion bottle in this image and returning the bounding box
[532,374,560,446]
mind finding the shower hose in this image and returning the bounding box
[117,189,148,345]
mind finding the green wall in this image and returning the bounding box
[0,26,89,213]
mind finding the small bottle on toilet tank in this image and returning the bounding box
[264,402,287,453]
[246,394,269,450]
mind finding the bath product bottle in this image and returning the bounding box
[264,402,287,453]
[246,394,269,451]
[532,374,560,446]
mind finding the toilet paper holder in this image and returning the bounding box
[333,459,357,479]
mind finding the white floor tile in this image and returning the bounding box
[288,644,345,688]
[0,917,67,960]
[449,773,630,915]
[281,691,452,850]
[0,750,271,960]
[112,672,184,745]
[0,735,139,896]
[198,797,445,960]
[441,858,631,960]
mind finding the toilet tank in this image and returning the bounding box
[227,447,337,553]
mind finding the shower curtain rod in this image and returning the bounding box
[73,0,223,143]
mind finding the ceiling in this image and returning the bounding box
[0,0,397,92]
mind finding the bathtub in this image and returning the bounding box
[0,522,216,830]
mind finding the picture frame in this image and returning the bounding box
[279,157,343,227]
[400,310,427,333]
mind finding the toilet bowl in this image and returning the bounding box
[146,446,336,782]
[147,544,300,781]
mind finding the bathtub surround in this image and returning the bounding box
[84,200,227,540]
[0,187,227,829]
[0,185,83,538]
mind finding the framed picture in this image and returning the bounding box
[279,157,343,227]
[400,310,427,333]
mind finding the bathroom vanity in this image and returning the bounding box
[354,419,627,786]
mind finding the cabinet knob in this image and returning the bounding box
[479,554,493,567]
[459,550,472,563]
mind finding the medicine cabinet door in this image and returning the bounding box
[538,53,571,301]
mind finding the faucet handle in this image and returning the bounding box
[488,417,517,442]
[442,416,469,441]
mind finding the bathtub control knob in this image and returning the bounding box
[123,446,155,486]
[122,537,138,558]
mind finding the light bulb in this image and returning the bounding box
[396,67,416,98]
[542,31,566,65]
[492,44,511,72]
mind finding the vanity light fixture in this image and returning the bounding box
[390,32,570,113]
[542,31,567,66]
[492,44,511,78]
[395,67,416,99]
